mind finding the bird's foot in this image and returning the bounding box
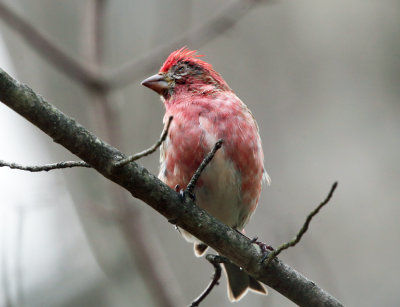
[175,184,184,199]
[250,237,274,263]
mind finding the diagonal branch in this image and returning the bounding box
[106,0,268,89]
[0,68,343,307]
[0,1,107,91]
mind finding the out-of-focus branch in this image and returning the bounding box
[82,0,118,145]
[264,182,339,265]
[0,68,343,307]
[0,0,268,92]
[83,0,106,68]
[0,1,107,91]
[106,0,268,89]
[0,159,90,172]
[117,204,184,307]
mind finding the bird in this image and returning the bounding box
[141,47,269,302]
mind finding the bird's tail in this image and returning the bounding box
[222,260,267,302]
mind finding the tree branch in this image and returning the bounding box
[0,68,343,307]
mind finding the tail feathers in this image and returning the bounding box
[193,243,267,301]
[248,275,268,294]
[194,243,209,257]
[222,261,267,302]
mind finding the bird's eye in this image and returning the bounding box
[176,64,187,74]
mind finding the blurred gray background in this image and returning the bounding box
[0,0,399,306]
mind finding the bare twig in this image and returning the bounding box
[114,116,173,167]
[0,160,90,172]
[190,255,228,307]
[0,1,107,91]
[106,0,267,89]
[186,139,223,196]
[263,182,339,265]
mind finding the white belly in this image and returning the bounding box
[179,149,246,245]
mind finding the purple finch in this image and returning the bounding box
[142,47,269,301]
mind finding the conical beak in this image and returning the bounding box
[141,74,169,95]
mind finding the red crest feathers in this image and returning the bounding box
[159,47,212,73]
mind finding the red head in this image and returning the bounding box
[159,47,209,73]
[142,47,231,98]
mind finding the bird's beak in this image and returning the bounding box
[141,74,169,95]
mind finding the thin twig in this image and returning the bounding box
[190,255,227,307]
[107,0,267,89]
[263,182,338,265]
[0,1,107,91]
[186,139,223,196]
[114,116,173,167]
[0,160,90,172]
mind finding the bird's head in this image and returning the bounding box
[142,47,231,99]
